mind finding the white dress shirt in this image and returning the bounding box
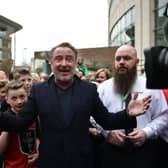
[97,76,168,142]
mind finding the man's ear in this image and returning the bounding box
[136,58,139,64]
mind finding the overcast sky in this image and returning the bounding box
[0,0,108,65]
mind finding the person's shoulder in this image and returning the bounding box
[32,75,53,88]
[134,76,146,88]
[3,109,16,115]
[31,81,47,89]
[0,101,10,112]
[75,77,97,92]
[97,78,113,94]
[80,79,96,88]
[139,75,164,96]
[137,75,146,82]
[99,78,113,88]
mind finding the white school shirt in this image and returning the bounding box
[97,76,168,142]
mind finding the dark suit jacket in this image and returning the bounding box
[0,75,136,168]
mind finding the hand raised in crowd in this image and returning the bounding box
[127,92,152,116]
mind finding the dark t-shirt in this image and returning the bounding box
[55,84,73,123]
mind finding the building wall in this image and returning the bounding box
[0,36,11,58]
[77,47,118,71]
[33,46,118,75]
[109,0,134,32]
[108,0,155,70]
[135,0,155,66]
[0,15,22,73]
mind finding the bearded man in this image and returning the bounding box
[97,45,168,168]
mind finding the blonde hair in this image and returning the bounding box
[31,73,40,82]
[94,68,111,80]
[0,79,8,89]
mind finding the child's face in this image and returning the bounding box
[6,88,28,113]
[18,75,32,94]
[0,87,6,102]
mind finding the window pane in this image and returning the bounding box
[0,38,2,47]
[110,7,135,46]
[155,8,166,28]
[154,0,167,45]
[156,0,167,8]
[0,51,2,61]
[155,29,167,45]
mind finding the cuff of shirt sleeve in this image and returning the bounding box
[142,127,155,139]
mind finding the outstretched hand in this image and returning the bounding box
[127,92,152,116]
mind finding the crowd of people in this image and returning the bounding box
[0,42,165,168]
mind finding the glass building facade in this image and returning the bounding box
[110,7,135,46]
[0,32,11,62]
[154,0,168,46]
[109,0,167,47]
[0,15,22,71]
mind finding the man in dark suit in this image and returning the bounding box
[0,42,151,168]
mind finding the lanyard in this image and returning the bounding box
[121,91,131,109]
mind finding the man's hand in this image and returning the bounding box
[128,92,152,116]
[106,130,125,146]
[89,127,100,136]
[127,129,147,147]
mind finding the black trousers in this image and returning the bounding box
[100,139,161,168]
[0,155,3,168]
[156,138,168,168]
[90,134,105,168]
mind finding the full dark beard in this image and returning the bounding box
[114,66,137,95]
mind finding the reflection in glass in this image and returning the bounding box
[154,0,167,45]
[110,7,135,46]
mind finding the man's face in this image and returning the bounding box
[114,47,138,74]
[114,46,138,94]
[50,47,77,82]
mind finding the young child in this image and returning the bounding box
[0,80,39,168]
[0,79,9,168]
[13,68,41,145]
[0,79,9,112]
[13,68,33,95]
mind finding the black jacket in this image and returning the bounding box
[0,75,136,168]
